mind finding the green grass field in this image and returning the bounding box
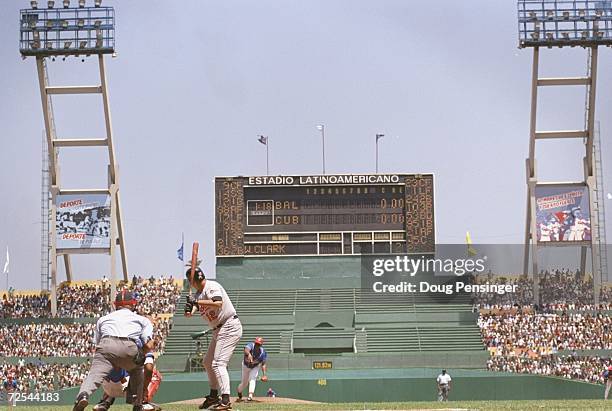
[10,400,612,411]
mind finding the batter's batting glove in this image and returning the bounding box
[184,296,195,315]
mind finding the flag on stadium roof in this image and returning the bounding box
[177,234,184,262]
[257,135,268,145]
[2,247,8,275]
[466,231,477,257]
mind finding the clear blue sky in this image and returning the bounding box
[1,0,611,290]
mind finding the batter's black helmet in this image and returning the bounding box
[186,267,205,282]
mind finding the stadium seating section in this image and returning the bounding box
[162,286,484,370]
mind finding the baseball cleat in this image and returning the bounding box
[211,403,232,410]
[142,402,162,411]
[93,401,112,411]
[73,393,89,411]
[236,391,243,401]
[198,396,221,409]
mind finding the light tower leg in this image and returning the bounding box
[523,189,531,278]
[525,47,540,305]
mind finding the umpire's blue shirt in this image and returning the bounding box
[94,308,153,346]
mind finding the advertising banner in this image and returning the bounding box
[535,186,591,243]
[55,194,111,249]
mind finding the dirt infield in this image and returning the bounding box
[169,396,320,405]
[10,399,612,410]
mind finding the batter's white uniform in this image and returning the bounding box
[195,280,243,396]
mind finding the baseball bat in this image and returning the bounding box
[189,241,199,300]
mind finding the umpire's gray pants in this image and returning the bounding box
[77,337,144,405]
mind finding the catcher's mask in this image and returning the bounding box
[186,266,206,282]
[114,290,137,308]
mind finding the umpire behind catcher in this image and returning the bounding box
[73,290,154,411]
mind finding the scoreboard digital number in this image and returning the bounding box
[215,174,435,257]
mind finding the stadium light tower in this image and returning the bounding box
[19,0,128,315]
[518,0,611,305]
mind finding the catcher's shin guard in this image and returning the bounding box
[146,370,162,401]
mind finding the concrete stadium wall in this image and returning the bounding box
[216,256,363,288]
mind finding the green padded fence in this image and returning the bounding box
[19,369,604,405]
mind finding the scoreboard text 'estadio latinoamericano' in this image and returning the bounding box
[215,174,434,257]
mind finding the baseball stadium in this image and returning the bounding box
[2,0,612,410]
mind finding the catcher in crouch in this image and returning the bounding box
[237,337,268,402]
[93,353,162,411]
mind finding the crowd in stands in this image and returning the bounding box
[487,355,610,385]
[0,294,50,319]
[57,283,111,318]
[0,317,172,358]
[0,360,90,394]
[472,269,612,310]
[479,311,612,356]
[120,276,180,316]
[1,276,181,318]
[476,269,612,385]
[0,323,96,357]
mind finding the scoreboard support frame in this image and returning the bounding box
[521,43,605,305]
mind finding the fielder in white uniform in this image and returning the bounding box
[237,337,268,402]
[436,369,452,402]
[184,267,242,411]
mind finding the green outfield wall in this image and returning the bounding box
[19,368,603,406]
[157,352,489,373]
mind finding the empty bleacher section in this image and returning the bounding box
[158,284,486,371]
